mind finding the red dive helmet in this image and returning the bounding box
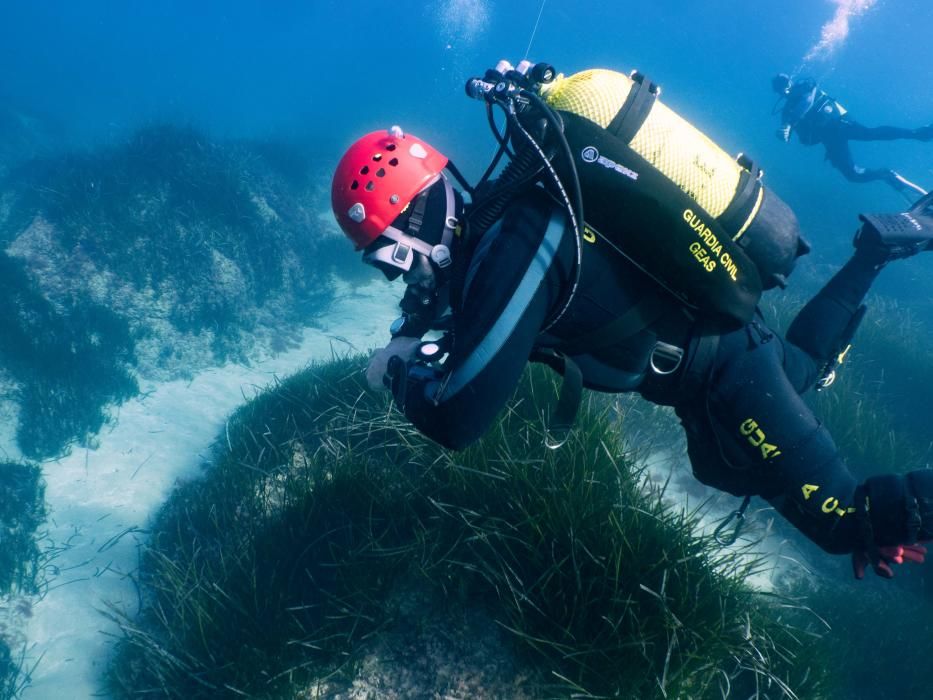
[332,126,449,249]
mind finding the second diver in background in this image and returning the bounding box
[772,73,933,200]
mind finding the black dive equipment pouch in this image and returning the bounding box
[558,111,763,325]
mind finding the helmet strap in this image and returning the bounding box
[406,184,431,238]
[434,171,459,267]
[376,173,459,272]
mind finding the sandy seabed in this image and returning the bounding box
[13,279,397,700]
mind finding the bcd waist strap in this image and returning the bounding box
[556,292,670,357]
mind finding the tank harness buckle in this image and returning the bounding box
[649,341,684,376]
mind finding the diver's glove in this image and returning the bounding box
[851,542,928,580]
[365,336,422,391]
[776,125,792,142]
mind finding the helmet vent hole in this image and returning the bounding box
[360,165,370,175]
[376,168,386,177]
[389,158,399,167]
[365,181,375,191]
[386,143,397,151]
[350,180,359,190]
[373,153,382,161]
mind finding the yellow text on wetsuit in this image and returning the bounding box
[739,418,782,460]
[800,483,857,518]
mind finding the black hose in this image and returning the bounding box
[448,121,545,313]
[452,82,585,320]
[465,125,543,240]
[445,159,475,196]
[473,103,514,194]
[522,90,584,239]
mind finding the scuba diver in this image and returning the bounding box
[333,63,933,580]
[772,73,933,200]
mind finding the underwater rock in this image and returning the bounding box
[0,124,360,458]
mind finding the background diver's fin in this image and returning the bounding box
[891,171,928,202]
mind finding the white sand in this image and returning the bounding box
[17,279,397,699]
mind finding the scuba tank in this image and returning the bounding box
[464,61,810,327]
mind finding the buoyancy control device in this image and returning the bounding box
[464,61,810,327]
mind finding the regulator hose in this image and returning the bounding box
[466,127,544,240]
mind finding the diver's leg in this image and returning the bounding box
[788,185,933,368]
[823,135,871,182]
[675,325,863,554]
[786,247,882,366]
[824,135,926,198]
[837,119,933,142]
[678,323,933,560]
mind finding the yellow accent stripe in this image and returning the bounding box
[732,186,764,241]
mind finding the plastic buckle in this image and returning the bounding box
[430,244,452,268]
[389,316,407,336]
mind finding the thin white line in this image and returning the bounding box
[523,0,548,59]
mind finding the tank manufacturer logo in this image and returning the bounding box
[580,146,638,181]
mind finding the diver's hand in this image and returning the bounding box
[365,336,422,391]
[852,542,928,580]
[776,125,791,142]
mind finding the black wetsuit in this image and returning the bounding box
[392,188,933,555]
[781,78,932,190]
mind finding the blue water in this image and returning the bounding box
[3,1,933,696]
[4,0,932,277]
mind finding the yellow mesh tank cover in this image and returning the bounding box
[541,69,743,219]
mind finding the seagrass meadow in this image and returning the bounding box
[0,462,47,700]
[104,358,834,699]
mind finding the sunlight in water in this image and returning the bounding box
[436,0,490,48]
[804,0,877,62]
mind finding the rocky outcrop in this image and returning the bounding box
[0,125,359,459]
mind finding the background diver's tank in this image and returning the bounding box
[539,68,809,324]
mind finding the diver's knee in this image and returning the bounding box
[839,165,867,183]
